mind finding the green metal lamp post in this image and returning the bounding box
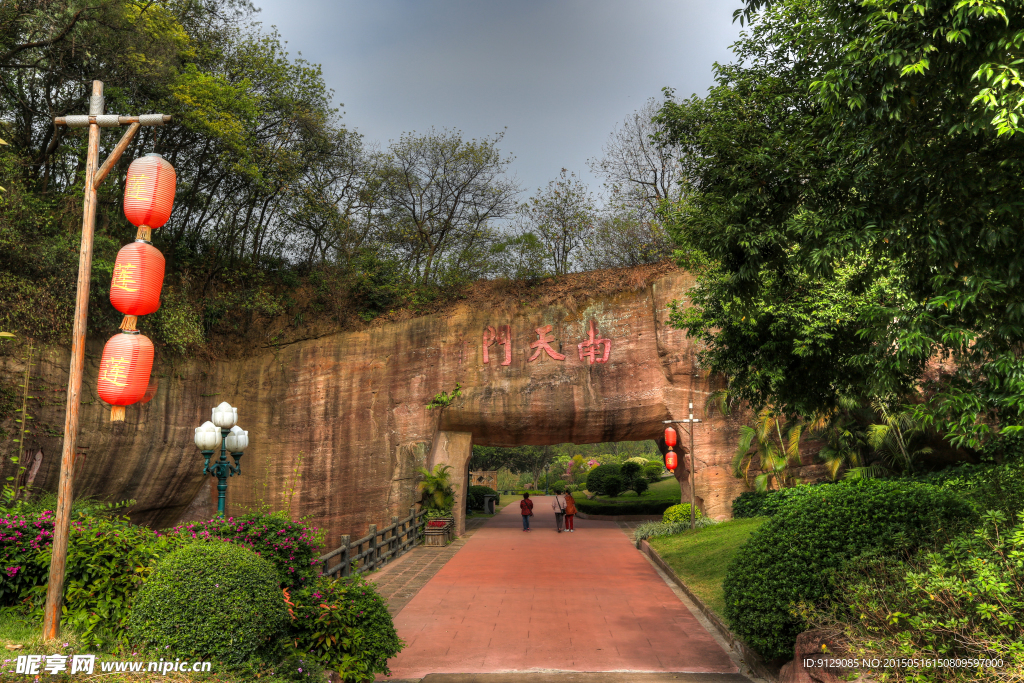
[194,402,248,516]
[544,464,550,495]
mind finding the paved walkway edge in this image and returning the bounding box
[638,540,778,683]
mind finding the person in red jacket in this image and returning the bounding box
[520,492,534,531]
[564,492,577,532]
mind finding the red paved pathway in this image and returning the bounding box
[381,496,738,678]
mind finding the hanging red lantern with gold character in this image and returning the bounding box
[97,332,154,422]
[664,427,677,449]
[110,240,165,330]
[123,153,176,240]
[665,450,678,472]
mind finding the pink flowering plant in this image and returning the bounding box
[1,507,189,647]
[163,511,325,589]
[283,574,402,682]
[0,509,55,605]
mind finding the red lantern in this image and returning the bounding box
[664,426,678,449]
[140,376,158,404]
[123,153,176,234]
[97,332,154,422]
[110,241,165,326]
[665,450,678,472]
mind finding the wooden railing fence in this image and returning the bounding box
[318,506,427,577]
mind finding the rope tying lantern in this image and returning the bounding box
[97,331,154,422]
[123,153,176,241]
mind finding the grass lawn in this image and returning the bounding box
[648,517,767,618]
[585,475,681,506]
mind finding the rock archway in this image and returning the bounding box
[1,267,771,549]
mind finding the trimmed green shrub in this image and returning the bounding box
[551,481,566,494]
[914,460,1024,524]
[723,480,976,661]
[164,512,325,589]
[284,574,403,681]
[634,517,718,542]
[466,485,498,510]
[731,485,828,519]
[643,464,664,483]
[603,474,624,497]
[574,499,677,516]
[586,463,620,495]
[662,503,703,523]
[126,542,287,666]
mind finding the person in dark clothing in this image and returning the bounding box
[520,492,534,531]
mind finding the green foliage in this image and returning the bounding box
[283,574,403,681]
[914,460,1024,525]
[550,480,566,495]
[149,285,205,355]
[643,463,664,483]
[163,512,325,589]
[126,542,287,666]
[731,485,829,519]
[574,499,677,516]
[585,463,621,496]
[466,485,497,511]
[426,384,462,410]
[266,652,328,682]
[416,464,455,512]
[662,503,703,524]
[723,480,977,660]
[619,460,649,495]
[648,518,766,618]
[602,474,624,497]
[809,511,1024,681]
[0,508,187,647]
[518,168,596,276]
[731,408,806,492]
[658,0,1024,447]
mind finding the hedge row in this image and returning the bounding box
[574,499,677,516]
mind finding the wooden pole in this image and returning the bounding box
[43,80,103,640]
[689,423,696,531]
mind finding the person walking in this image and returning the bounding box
[564,491,577,532]
[520,492,534,532]
[552,491,566,532]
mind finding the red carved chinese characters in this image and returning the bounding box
[529,324,566,362]
[578,319,612,364]
[482,325,512,366]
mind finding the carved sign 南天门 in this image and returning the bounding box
[482,320,612,366]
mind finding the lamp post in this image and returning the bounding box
[544,464,550,495]
[194,402,248,516]
[664,401,702,530]
[43,80,171,641]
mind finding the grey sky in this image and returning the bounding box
[253,0,743,200]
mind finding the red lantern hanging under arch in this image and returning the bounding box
[123,153,176,238]
[664,426,678,449]
[110,241,165,327]
[664,450,678,472]
[97,332,154,422]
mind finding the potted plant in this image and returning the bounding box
[418,464,455,545]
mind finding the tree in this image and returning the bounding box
[378,128,520,287]
[732,409,804,492]
[579,205,673,271]
[519,169,595,276]
[658,0,1024,448]
[589,97,687,228]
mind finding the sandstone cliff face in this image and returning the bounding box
[1,269,770,549]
